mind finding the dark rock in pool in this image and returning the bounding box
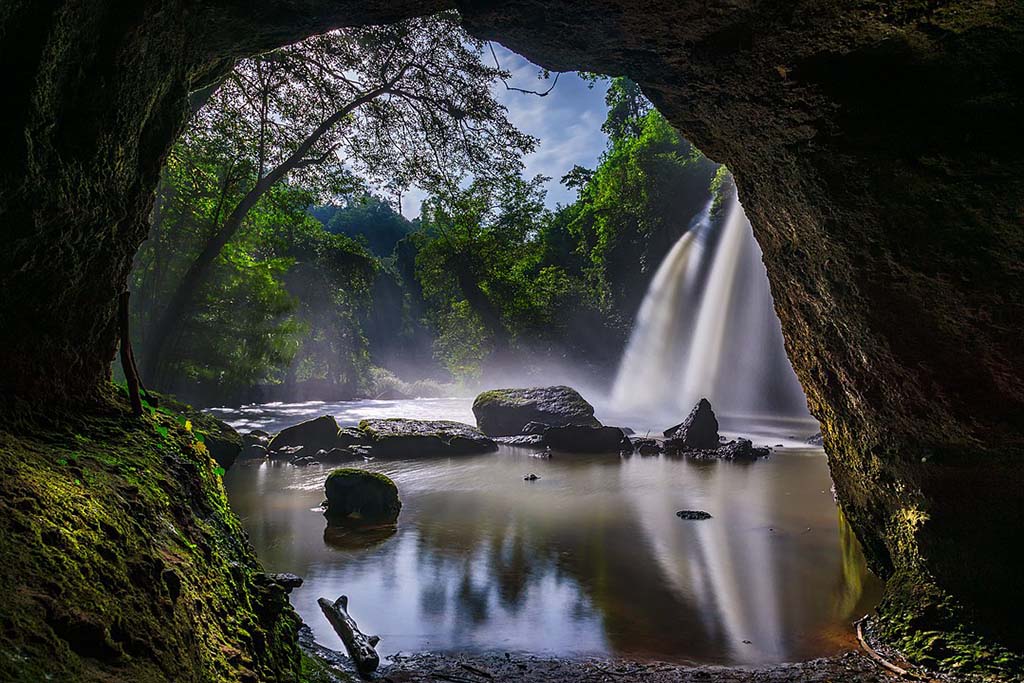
[357,419,497,458]
[240,443,268,459]
[242,430,270,448]
[267,444,303,460]
[267,415,340,458]
[524,473,539,481]
[677,510,713,520]
[541,424,631,453]
[631,438,663,455]
[664,398,720,450]
[807,432,825,446]
[472,386,601,436]
[669,437,771,461]
[496,434,548,448]
[316,447,355,463]
[337,427,370,449]
[259,572,303,593]
[291,456,319,467]
[324,468,401,522]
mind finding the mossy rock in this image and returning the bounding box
[471,386,601,437]
[324,468,401,523]
[357,419,497,458]
[0,385,301,682]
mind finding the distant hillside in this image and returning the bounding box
[311,195,417,257]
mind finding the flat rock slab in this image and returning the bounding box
[358,419,498,458]
[667,437,771,461]
[473,386,601,436]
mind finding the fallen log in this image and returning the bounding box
[317,595,380,674]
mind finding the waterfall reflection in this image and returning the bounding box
[224,444,882,663]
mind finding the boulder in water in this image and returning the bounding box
[472,386,601,436]
[632,438,663,455]
[667,437,771,461]
[324,468,401,523]
[541,425,631,453]
[664,398,720,450]
[357,419,497,458]
[496,434,548,448]
[267,415,340,458]
[677,510,712,520]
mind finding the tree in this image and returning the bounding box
[140,12,535,387]
[415,175,549,371]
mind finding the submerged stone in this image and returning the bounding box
[357,419,497,458]
[472,386,601,436]
[664,398,720,450]
[324,468,401,522]
[677,510,713,520]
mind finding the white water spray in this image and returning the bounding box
[611,194,808,422]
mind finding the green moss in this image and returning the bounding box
[0,384,302,682]
[324,468,400,522]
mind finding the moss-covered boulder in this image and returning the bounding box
[267,415,340,458]
[324,468,401,523]
[357,419,497,458]
[472,386,601,437]
[0,388,301,682]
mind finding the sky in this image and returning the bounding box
[400,44,610,217]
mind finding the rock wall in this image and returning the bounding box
[1,0,1022,675]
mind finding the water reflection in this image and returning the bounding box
[224,440,881,664]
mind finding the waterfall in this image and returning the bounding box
[610,195,808,422]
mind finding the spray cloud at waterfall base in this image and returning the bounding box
[608,192,812,435]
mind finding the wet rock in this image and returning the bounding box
[240,443,268,459]
[807,432,825,446]
[324,468,401,523]
[337,427,370,449]
[260,572,304,594]
[357,419,497,458]
[524,473,540,481]
[267,444,303,460]
[242,430,270,448]
[664,398,720,450]
[472,386,601,437]
[291,456,319,467]
[496,434,547,448]
[668,437,771,461]
[631,438,663,455]
[676,510,712,520]
[541,425,631,453]
[267,415,340,458]
[316,447,355,463]
[521,421,549,435]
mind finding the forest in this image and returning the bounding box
[128,15,721,405]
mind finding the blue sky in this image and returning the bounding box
[400,44,610,217]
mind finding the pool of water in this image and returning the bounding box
[218,398,881,666]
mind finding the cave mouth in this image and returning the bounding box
[2,1,1023,680]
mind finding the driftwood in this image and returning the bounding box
[317,595,380,674]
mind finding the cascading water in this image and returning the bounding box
[610,194,808,423]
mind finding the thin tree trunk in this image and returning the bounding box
[141,85,390,385]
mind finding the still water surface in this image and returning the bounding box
[219,398,881,665]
